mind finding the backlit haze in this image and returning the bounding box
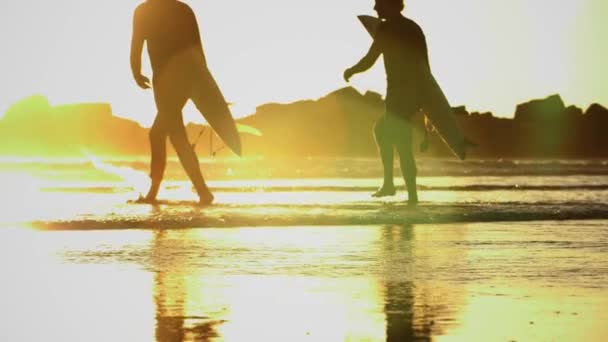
[0,0,606,127]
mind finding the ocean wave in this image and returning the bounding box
[31,202,608,230]
[41,184,608,193]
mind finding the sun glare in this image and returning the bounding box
[85,153,150,196]
[0,172,49,225]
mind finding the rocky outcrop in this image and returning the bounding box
[1,90,607,158]
[514,94,566,123]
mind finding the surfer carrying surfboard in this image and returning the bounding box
[130,0,241,205]
[344,0,429,205]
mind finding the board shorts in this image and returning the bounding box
[374,112,414,147]
[150,49,212,135]
[385,84,424,120]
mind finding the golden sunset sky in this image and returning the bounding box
[0,0,606,127]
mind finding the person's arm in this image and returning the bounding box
[344,40,381,82]
[130,7,151,89]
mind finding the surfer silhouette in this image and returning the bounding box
[344,0,429,205]
[130,0,222,205]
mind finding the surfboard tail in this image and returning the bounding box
[192,70,243,157]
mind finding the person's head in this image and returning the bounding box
[374,0,404,19]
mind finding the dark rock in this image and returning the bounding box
[452,106,469,116]
[565,105,583,118]
[514,94,566,122]
[584,103,608,119]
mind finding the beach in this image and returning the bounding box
[0,157,607,341]
[1,222,607,341]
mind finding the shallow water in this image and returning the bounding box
[2,158,608,228]
[0,157,607,341]
[1,222,607,341]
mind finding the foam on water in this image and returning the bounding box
[32,201,608,231]
[1,157,608,229]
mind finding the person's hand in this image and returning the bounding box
[134,74,151,89]
[419,138,429,153]
[343,68,354,82]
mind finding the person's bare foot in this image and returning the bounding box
[134,195,158,204]
[372,186,396,198]
[198,192,214,207]
[407,193,419,206]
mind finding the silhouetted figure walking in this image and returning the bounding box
[344,0,430,205]
[131,0,218,205]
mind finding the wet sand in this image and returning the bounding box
[1,221,607,341]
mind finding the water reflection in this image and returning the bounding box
[379,225,464,341]
[382,226,426,341]
[4,223,603,341]
[149,228,385,341]
[146,225,465,341]
[152,230,223,341]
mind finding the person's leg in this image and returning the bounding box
[156,57,214,204]
[143,114,168,201]
[143,68,191,202]
[373,116,396,197]
[168,122,214,205]
[394,118,418,205]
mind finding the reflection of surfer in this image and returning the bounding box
[344,0,429,205]
[130,0,216,205]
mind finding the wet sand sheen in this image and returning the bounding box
[1,221,607,341]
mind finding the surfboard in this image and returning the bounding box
[157,48,242,157]
[191,61,242,157]
[357,15,467,160]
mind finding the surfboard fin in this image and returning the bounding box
[419,139,430,153]
[458,138,478,160]
[465,138,478,148]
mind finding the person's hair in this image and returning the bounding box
[377,0,405,11]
